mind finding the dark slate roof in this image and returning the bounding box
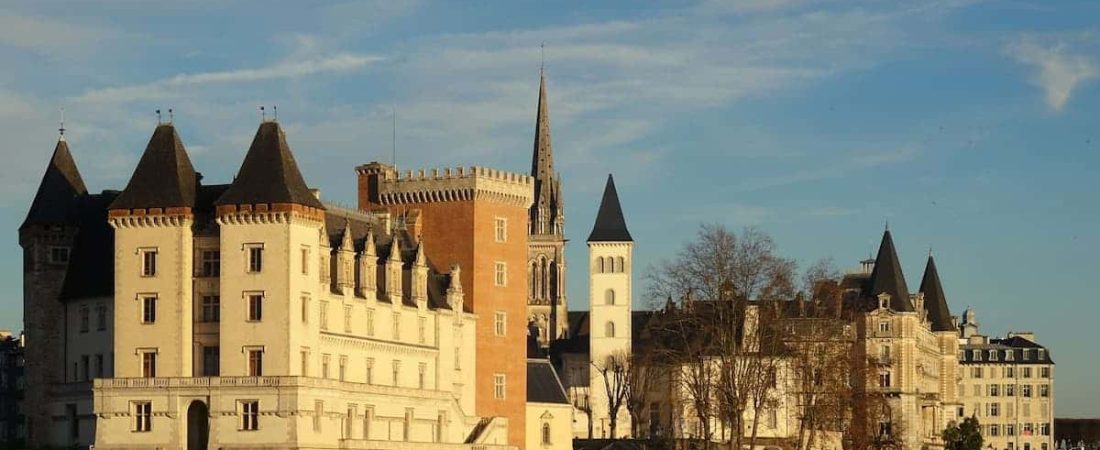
[919,254,955,332]
[21,139,88,229]
[110,124,198,210]
[526,359,569,404]
[959,336,1054,365]
[215,121,324,209]
[865,229,914,312]
[60,192,117,301]
[587,174,632,242]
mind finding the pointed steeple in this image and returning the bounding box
[530,71,563,236]
[919,253,955,332]
[110,124,197,211]
[215,121,324,209]
[866,228,913,311]
[22,138,88,229]
[587,174,632,242]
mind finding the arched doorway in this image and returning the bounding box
[186,400,209,450]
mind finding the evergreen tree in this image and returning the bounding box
[943,417,984,450]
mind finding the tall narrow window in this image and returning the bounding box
[141,295,157,324]
[365,358,374,384]
[322,354,331,379]
[320,301,329,330]
[605,289,615,305]
[494,217,507,242]
[300,349,310,376]
[247,294,263,321]
[301,245,310,275]
[203,346,220,377]
[542,422,552,445]
[80,355,89,381]
[598,257,605,273]
[141,249,158,277]
[606,321,616,338]
[248,349,263,377]
[200,250,220,277]
[141,351,157,378]
[248,245,264,273]
[392,360,401,386]
[617,256,626,273]
[50,246,70,264]
[338,355,348,382]
[878,371,891,388]
[393,312,401,340]
[240,400,259,431]
[344,306,353,333]
[79,307,89,333]
[133,401,152,432]
[96,304,108,331]
[94,354,104,378]
[494,262,507,286]
[494,312,506,336]
[301,295,310,323]
[493,374,506,399]
[201,295,220,322]
[418,362,427,389]
[366,309,375,336]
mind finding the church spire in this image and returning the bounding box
[530,69,562,236]
[919,253,955,332]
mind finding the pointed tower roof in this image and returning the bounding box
[866,229,913,311]
[110,124,197,211]
[22,138,88,229]
[919,253,955,332]
[531,71,553,178]
[530,70,563,236]
[587,174,632,242]
[215,121,323,209]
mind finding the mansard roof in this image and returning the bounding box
[865,229,914,312]
[919,254,955,332]
[587,174,632,242]
[22,139,88,229]
[526,359,569,404]
[215,121,324,209]
[110,124,198,211]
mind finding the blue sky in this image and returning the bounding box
[1,0,1097,416]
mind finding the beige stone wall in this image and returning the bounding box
[587,241,633,438]
[526,402,573,450]
[958,362,1054,450]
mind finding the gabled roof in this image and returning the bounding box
[865,229,913,312]
[215,121,323,209]
[110,124,197,211]
[587,174,632,242]
[526,359,569,404]
[22,139,87,229]
[919,254,955,332]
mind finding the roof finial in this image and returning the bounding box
[155,109,162,124]
[540,42,545,74]
[260,106,266,122]
[928,245,933,257]
[167,108,174,124]
[885,219,890,231]
[273,105,277,122]
[58,107,65,141]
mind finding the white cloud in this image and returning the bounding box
[0,13,120,54]
[74,53,384,104]
[1007,37,1098,112]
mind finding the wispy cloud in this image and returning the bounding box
[1007,36,1099,112]
[74,53,384,103]
[730,147,917,193]
[0,13,122,54]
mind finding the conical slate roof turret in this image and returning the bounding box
[587,174,632,242]
[216,121,323,209]
[866,228,913,311]
[110,124,197,211]
[22,138,88,229]
[919,253,955,332]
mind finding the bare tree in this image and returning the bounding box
[594,350,631,439]
[570,383,594,439]
[625,344,661,438]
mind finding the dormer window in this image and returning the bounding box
[878,294,889,309]
[972,349,981,361]
[1005,351,1014,361]
[878,321,890,333]
[989,350,998,361]
[1022,349,1031,360]
[1037,349,1046,360]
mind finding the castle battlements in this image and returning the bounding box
[357,162,534,208]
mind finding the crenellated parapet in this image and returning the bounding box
[214,203,326,223]
[108,208,194,229]
[357,163,534,208]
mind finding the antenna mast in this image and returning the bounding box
[58,107,65,140]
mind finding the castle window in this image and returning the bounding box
[598,258,605,273]
[878,371,891,388]
[339,355,348,382]
[301,245,310,275]
[606,321,616,338]
[989,350,998,361]
[140,350,157,378]
[605,289,615,306]
[1040,366,1050,378]
[1041,423,1051,436]
[320,302,329,330]
[1022,349,1031,360]
[1006,424,1015,436]
[49,246,70,264]
[247,348,263,376]
[392,360,401,385]
[141,295,157,324]
[301,295,310,324]
[79,307,89,333]
[201,295,220,322]
[1038,349,1046,360]
[322,354,331,378]
[1006,350,1014,361]
[96,304,108,331]
[344,306,353,333]
[972,349,981,361]
[990,384,1000,396]
[203,346,219,377]
[246,244,264,273]
[240,400,260,431]
[132,401,152,432]
[494,262,507,286]
[140,249,158,277]
[879,321,890,334]
[365,358,374,384]
[247,293,263,321]
[200,250,220,277]
[990,402,1000,416]
[971,367,983,378]
[1040,384,1049,397]
[1022,385,1032,397]
[495,217,507,242]
[493,374,506,399]
[1005,367,1015,378]
[1023,367,1032,378]
[418,362,427,389]
[542,422,552,445]
[494,312,507,336]
[300,348,309,376]
[617,256,626,273]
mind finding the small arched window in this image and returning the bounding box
[542,422,552,444]
[609,256,618,273]
[597,258,605,273]
[605,289,615,305]
[617,256,625,273]
[606,321,616,338]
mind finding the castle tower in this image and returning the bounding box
[587,174,633,438]
[214,120,326,378]
[356,163,533,449]
[19,134,87,446]
[528,70,568,351]
[919,253,961,430]
[108,124,199,379]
